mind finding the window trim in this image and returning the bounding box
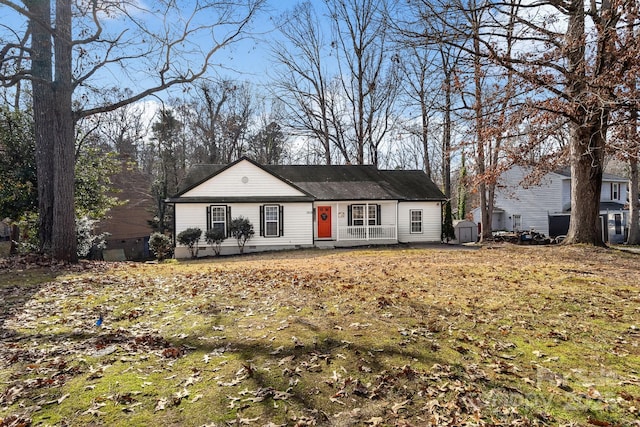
[260,204,284,238]
[410,209,423,234]
[348,204,381,226]
[367,205,377,226]
[207,205,230,237]
[351,205,365,226]
[611,182,620,200]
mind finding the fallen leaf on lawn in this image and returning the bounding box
[587,387,602,400]
[365,417,384,426]
[330,396,345,405]
[162,347,182,358]
[392,399,409,414]
[82,402,107,417]
[154,397,168,412]
[174,388,189,400]
[184,372,200,387]
[273,390,293,400]
[532,350,545,358]
[587,417,614,427]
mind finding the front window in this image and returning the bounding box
[368,205,377,226]
[410,210,423,233]
[351,204,378,226]
[210,205,227,235]
[612,183,620,200]
[352,205,365,226]
[264,205,280,237]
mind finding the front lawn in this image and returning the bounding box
[1,245,639,426]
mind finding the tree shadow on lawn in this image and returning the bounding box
[0,313,454,424]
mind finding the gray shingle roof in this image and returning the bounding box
[554,167,628,182]
[172,157,445,202]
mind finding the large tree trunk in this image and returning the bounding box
[27,0,55,254]
[626,87,639,245]
[51,0,77,261]
[628,158,640,245]
[562,0,608,246]
[564,121,606,245]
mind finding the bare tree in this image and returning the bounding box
[0,0,264,261]
[270,1,337,165]
[393,40,442,178]
[79,89,153,162]
[328,0,399,166]
[403,0,518,241]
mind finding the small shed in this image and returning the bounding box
[454,220,478,243]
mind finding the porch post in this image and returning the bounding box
[395,201,398,240]
[365,203,369,240]
[336,202,340,242]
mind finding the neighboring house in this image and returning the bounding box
[472,165,629,243]
[167,157,445,257]
[95,161,155,260]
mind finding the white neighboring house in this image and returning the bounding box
[167,157,445,258]
[472,165,629,243]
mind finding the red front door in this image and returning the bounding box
[317,206,332,238]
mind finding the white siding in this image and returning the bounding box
[397,202,441,242]
[601,180,628,203]
[182,160,305,198]
[174,202,313,258]
[490,166,565,237]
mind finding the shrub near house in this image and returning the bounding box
[177,228,202,258]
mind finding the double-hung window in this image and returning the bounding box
[611,183,620,200]
[410,210,423,233]
[352,205,365,226]
[349,204,380,226]
[207,205,229,236]
[260,205,283,237]
[367,205,377,226]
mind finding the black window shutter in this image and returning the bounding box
[348,205,352,226]
[376,204,381,225]
[279,205,284,237]
[259,205,264,236]
[206,206,211,231]
[226,206,232,237]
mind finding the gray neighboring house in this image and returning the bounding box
[472,165,629,243]
[167,157,445,257]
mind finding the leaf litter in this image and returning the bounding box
[1,245,639,426]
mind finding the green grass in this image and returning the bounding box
[1,245,639,426]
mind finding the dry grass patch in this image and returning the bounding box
[1,245,639,426]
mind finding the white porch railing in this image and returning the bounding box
[337,225,397,241]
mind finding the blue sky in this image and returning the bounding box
[0,0,306,92]
[213,0,306,84]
